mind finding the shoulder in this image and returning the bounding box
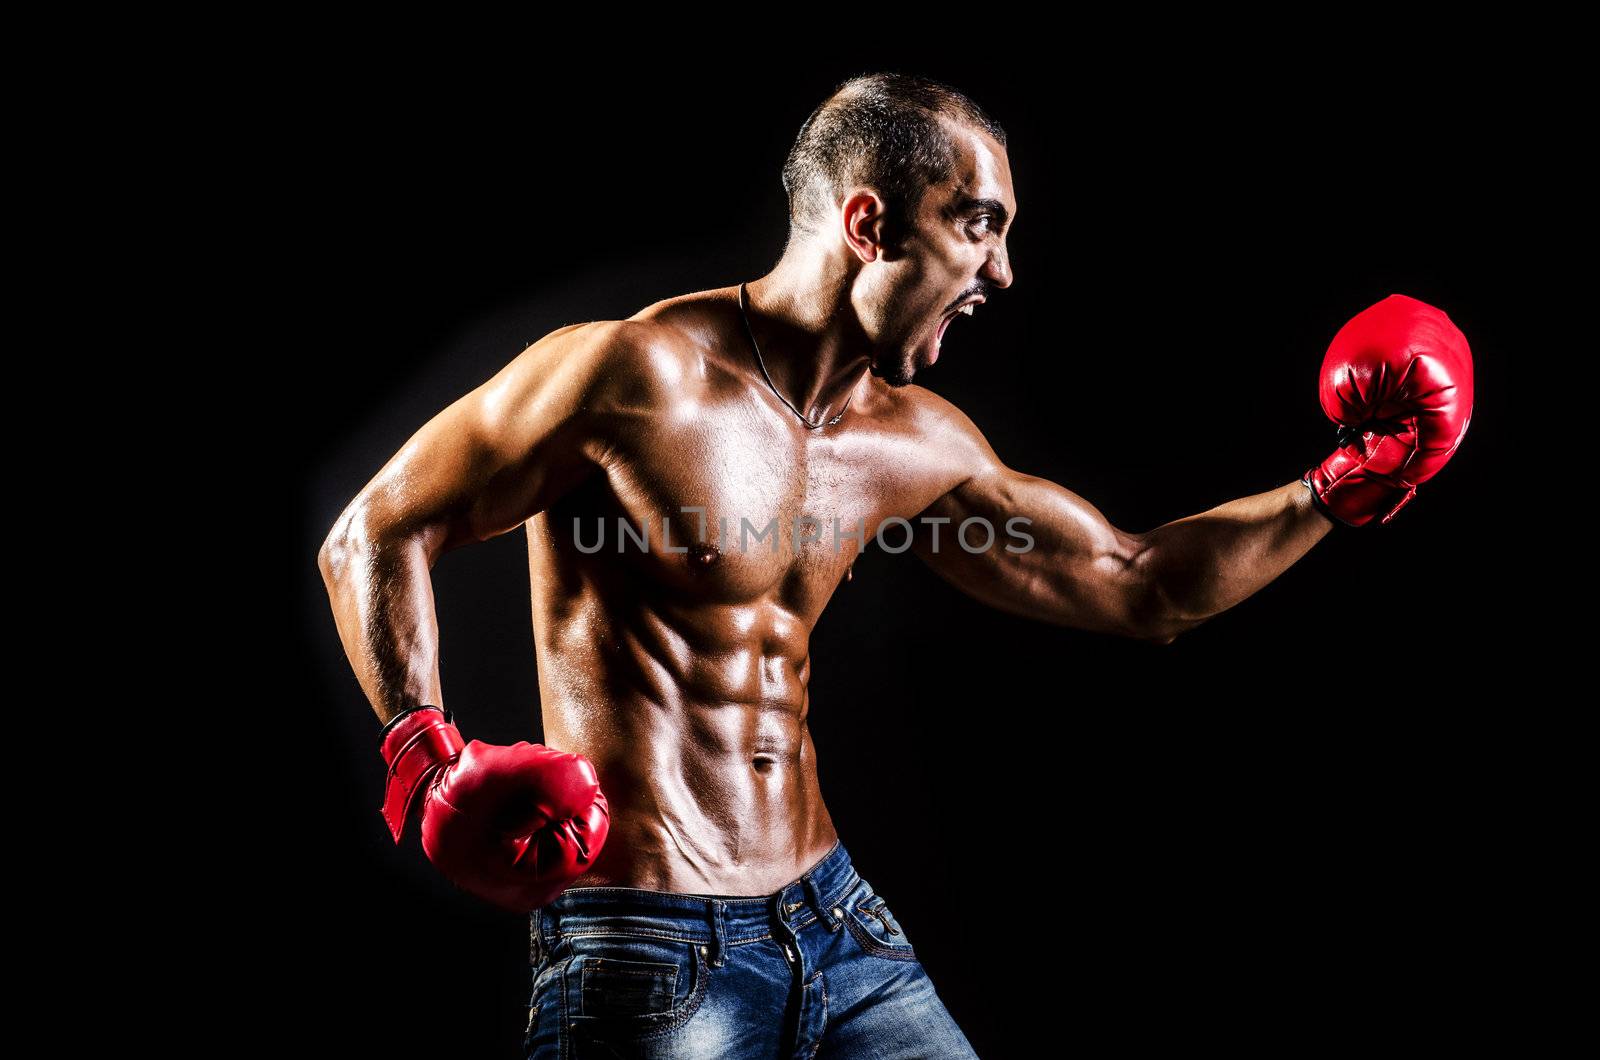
[567,287,752,397]
[489,317,706,416]
[878,383,1004,478]
[539,317,699,378]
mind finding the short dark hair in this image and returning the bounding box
[781,72,1007,245]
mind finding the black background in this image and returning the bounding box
[286,47,1535,1057]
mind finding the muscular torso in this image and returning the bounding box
[528,289,963,895]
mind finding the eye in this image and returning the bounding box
[966,215,993,239]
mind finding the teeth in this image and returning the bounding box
[959,304,975,316]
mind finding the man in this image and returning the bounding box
[318,73,1472,1058]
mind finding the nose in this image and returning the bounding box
[982,239,1013,290]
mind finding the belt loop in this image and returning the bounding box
[709,900,728,967]
[803,873,839,933]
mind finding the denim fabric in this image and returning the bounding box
[523,839,977,1058]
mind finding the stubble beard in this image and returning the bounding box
[867,321,922,388]
[869,349,916,388]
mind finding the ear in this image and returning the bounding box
[838,189,887,264]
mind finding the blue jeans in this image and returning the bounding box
[524,838,978,1058]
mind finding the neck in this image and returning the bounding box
[743,248,872,426]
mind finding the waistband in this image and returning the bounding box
[531,838,855,968]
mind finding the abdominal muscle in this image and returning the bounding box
[526,467,854,895]
[549,693,839,896]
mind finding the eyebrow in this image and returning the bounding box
[954,196,1011,229]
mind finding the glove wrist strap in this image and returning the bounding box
[1304,462,1418,528]
[378,705,465,844]
[379,703,453,739]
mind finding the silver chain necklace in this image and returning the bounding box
[739,282,850,430]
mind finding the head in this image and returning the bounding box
[781,72,1015,385]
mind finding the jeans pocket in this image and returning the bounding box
[843,879,918,961]
[563,933,711,1052]
[582,955,679,1018]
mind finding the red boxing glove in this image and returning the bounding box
[379,706,610,912]
[1302,293,1474,527]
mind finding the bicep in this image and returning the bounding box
[911,461,1154,637]
[345,322,624,556]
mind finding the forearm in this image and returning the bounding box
[1137,480,1333,639]
[318,510,446,726]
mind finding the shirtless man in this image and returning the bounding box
[317,73,1473,1058]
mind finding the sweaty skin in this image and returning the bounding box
[529,305,1001,893]
[319,120,1332,896]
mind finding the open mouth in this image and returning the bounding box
[930,298,984,363]
[951,296,984,318]
[936,297,983,340]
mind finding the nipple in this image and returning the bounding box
[688,542,722,571]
